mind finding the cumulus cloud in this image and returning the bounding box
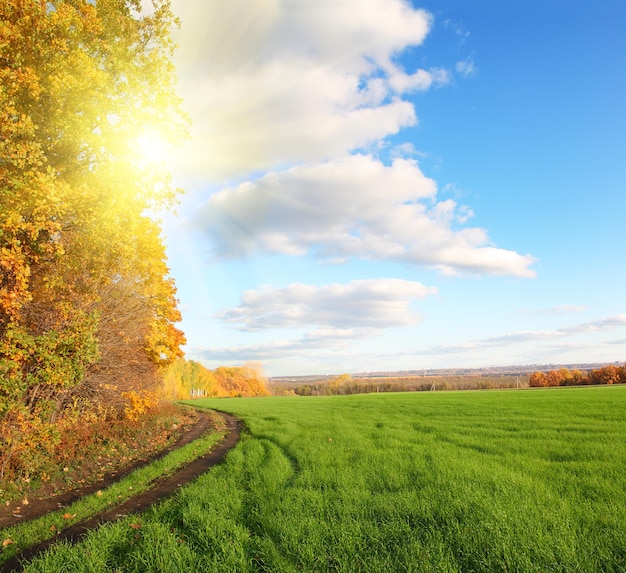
[191,329,365,363]
[216,278,437,331]
[170,0,447,178]
[196,154,536,277]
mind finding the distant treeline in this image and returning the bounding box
[162,359,270,400]
[270,374,528,396]
[529,365,626,387]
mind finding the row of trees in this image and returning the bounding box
[162,359,270,399]
[1,1,187,478]
[280,366,626,396]
[286,374,524,396]
[528,365,626,387]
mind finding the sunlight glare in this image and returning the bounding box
[135,130,171,166]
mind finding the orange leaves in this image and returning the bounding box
[0,407,61,481]
[589,365,625,385]
[129,522,142,542]
[122,390,159,422]
[529,365,626,387]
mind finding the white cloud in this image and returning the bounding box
[173,0,433,83]
[170,0,445,179]
[191,329,364,363]
[482,331,564,346]
[196,154,536,277]
[216,278,437,331]
[560,314,626,334]
[455,57,478,78]
[411,331,562,356]
[412,314,626,356]
[525,305,586,316]
[443,19,470,48]
[388,66,450,93]
[390,142,427,160]
[189,313,626,373]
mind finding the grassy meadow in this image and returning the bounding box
[15,386,626,572]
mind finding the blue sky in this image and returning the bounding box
[161,0,625,376]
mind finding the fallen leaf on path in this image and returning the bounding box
[2,538,13,547]
[62,513,76,520]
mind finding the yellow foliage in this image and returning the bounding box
[1,0,187,433]
[161,359,270,400]
[122,391,159,422]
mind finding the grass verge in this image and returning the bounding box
[0,403,200,505]
[0,410,226,566]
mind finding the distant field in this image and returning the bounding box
[23,387,626,572]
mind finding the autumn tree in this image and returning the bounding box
[588,365,622,386]
[214,363,270,397]
[162,359,270,399]
[1,0,187,475]
[162,359,225,401]
[528,372,548,387]
[546,370,563,387]
[558,368,573,386]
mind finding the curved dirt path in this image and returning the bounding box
[0,412,242,573]
[0,410,217,528]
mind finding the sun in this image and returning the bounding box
[135,130,171,166]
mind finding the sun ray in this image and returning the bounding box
[135,130,172,166]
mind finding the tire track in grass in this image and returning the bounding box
[0,414,242,573]
[255,434,301,489]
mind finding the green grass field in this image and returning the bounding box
[18,386,626,572]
